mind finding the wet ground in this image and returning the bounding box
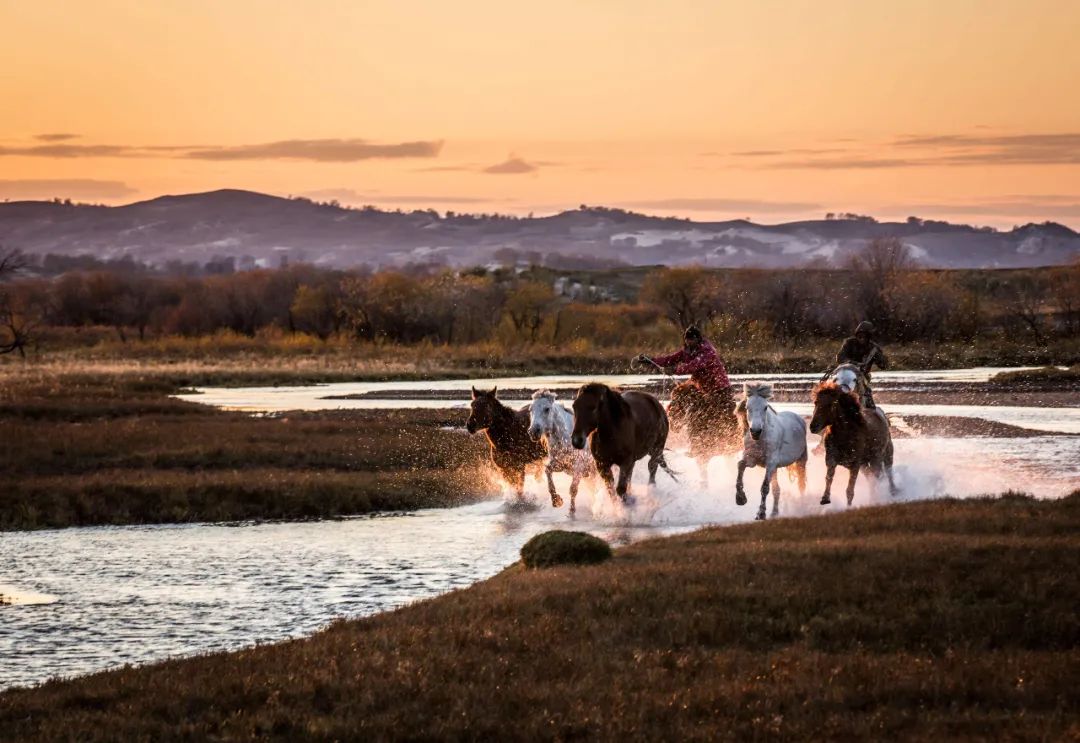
[2,368,1077,690]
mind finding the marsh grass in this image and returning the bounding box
[1,495,1077,740]
[0,369,488,530]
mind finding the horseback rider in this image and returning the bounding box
[830,320,887,408]
[636,325,734,412]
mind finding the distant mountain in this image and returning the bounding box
[1,189,1077,269]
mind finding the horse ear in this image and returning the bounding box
[492,386,498,397]
[471,386,478,400]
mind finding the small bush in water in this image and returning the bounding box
[520,530,612,568]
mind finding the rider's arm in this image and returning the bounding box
[650,348,687,367]
[835,338,855,364]
[874,346,888,370]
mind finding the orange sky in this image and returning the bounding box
[2,0,1079,226]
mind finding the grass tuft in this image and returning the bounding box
[520,530,612,568]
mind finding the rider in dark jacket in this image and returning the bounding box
[833,321,887,408]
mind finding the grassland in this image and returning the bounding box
[0,367,488,530]
[1,494,1077,740]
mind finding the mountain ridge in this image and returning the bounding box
[1,189,1076,269]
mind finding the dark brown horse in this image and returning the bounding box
[466,387,548,502]
[809,382,897,506]
[571,383,676,502]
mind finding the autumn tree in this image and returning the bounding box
[504,281,556,342]
[639,267,725,329]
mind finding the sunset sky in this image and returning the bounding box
[2,0,1079,226]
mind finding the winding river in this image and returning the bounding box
[2,368,1077,691]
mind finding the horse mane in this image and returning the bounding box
[743,382,772,400]
[531,389,556,402]
[813,381,863,422]
[580,382,626,426]
[735,397,748,430]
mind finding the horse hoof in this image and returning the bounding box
[551,495,564,508]
[755,512,766,521]
[820,496,831,505]
[735,492,747,506]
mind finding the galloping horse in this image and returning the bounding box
[734,383,808,520]
[667,383,741,474]
[571,383,676,503]
[467,387,546,502]
[809,382,897,506]
[528,389,595,514]
[827,362,873,408]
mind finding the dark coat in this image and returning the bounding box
[836,337,887,378]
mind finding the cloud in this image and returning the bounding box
[0,143,139,158]
[34,133,80,142]
[0,137,444,163]
[763,157,917,170]
[621,197,822,213]
[184,138,443,162]
[483,156,539,175]
[0,178,138,200]
[884,195,1080,220]
[299,188,501,204]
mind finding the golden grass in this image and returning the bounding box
[0,367,488,529]
[1,495,1077,740]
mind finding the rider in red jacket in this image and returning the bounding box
[640,325,731,392]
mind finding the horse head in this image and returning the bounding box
[742,382,773,441]
[528,389,557,440]
[466,386,500,434]
[572,382,619,449]
[809,381,861,434]
[831,364,863,395]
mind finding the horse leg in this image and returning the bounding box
[885,441,898,497]
[616,462,635,503]
[757,465,775,520]
[845,466,859,507]
[821,462,835,505]
[647,454,659,486]
[545,461,563,508]
[568,470,580,517]
[770,469,781,518]
[735,458,748,506]
[599,465,617,502]
[795,456,807,499]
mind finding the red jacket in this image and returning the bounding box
[652,339,731,391]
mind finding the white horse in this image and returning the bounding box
[528,390,594,515]
[734,382,808,520]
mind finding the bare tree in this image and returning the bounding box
[0,247,32,356]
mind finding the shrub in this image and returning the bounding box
[520,530,612,568]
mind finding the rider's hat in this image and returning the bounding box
[683,325,703,342]
[854,321,876,336]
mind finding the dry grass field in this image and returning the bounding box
[1,494,1077,740]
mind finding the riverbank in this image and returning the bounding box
[0,370,488,530]
[2,495,1077,740]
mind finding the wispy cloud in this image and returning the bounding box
[34,133,80,142]
[621,197,821,213]
[728,132,1080,170]
[0,143,139,158]
[483,156,540,174]
[0,137,444,163]
[299,188,502,204]
[0,178,137,200]
[885,194,1080,219]
[185,138,443,162]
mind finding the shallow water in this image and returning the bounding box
[3,367,1078,691]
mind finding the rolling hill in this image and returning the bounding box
[1,189,1077,269]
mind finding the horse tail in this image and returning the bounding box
[658,452,680,483]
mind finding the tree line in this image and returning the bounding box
[0,240,1076,354]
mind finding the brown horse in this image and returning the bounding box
[571,383,676,503]
[668,382,741,477]
[466,387,548,503]
[809,382,897,506]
